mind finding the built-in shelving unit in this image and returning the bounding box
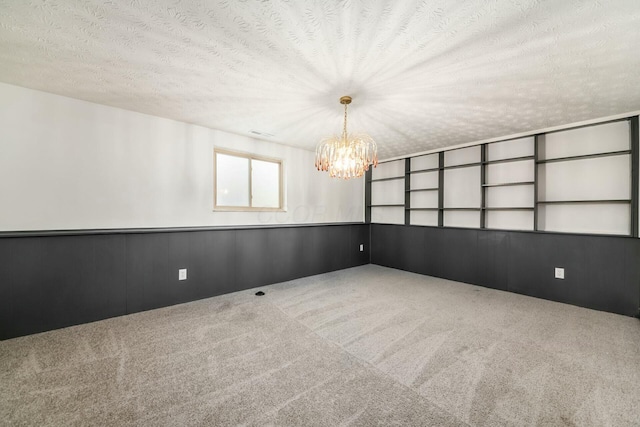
[442,145,482,228]
[535,119,635,235]
[366,115,639,236]
[368,159,405,224]
[407,153,441,226]
[482,136,535,230]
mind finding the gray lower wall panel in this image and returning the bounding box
[371,224,640,316]
[477,231,509,291]
[506,232,639,316]
[8,221,633,338]
[0,235,128,339]
[0,224,370,340]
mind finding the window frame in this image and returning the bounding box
[213,148,284,212]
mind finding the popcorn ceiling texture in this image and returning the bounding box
[0,0,639,158]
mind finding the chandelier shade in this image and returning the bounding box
[315,96,378,179]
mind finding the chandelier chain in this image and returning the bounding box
[342,103,348,140]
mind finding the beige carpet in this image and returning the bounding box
[1,265,639,426]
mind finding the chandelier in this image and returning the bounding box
[315,96,378,179]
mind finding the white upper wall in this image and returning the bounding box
[0,83,364,231]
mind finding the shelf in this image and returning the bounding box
[406,188,438,193]
[537,199,631,205]
[442,162,482,170]
[483,155,535,165]
[368,204,405,208]
[482,207,534,211]
[482,181,534,188]
[405,207,439,211]
[408,167,439,174]
[536,150,630,165]
[369,176,405,183]
[442,207,481,211]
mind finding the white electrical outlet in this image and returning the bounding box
[359,244,364,252]
[179,268,187,281]
[554,267,565,279]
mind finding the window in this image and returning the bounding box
[214,149,283,211]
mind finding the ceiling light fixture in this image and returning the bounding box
[315,96,378,179]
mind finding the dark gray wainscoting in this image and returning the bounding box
[371,224,640,317]
[0,223,369,340]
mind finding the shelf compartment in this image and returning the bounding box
[538,202,630,235]
[408,167,440,174]
[536,150,630,165]
[487,137,535,162]
[537,199,630,205]
[442,162,482,170]
[483,155,534,165]
[485,208,534,231]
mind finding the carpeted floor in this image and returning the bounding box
[1,265,639,426]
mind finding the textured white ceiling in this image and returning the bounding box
[1,0,639,158]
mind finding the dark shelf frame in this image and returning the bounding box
[534,134,540,231]
[365,169,372,224]
[631,116,639,237]
[438,152,444,226]
[366,115,638,236]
